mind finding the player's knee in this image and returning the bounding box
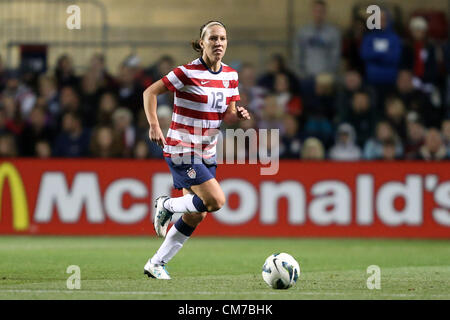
[205,195,225,212]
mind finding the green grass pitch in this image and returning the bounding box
[0,236,449,300]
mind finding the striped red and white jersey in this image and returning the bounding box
[161,57,240,161]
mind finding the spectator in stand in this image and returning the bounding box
[123,54,153,91]
[316,74,335,120]
[257,54,300,94]
[363,120,403,160]
[401,16,438,87]
[144,55,175,107]
[2,70,36,119]
[35,140,52,158]
[53,112,91,157]
[301,137,325,160]
[404,112,426,159]
[360,9,402,110]
[441,119,450,157]
[54,54,79,89]
[145,55,175,84]
[335,70,378,120]
[112,107,136,157]
[273,72,303,119]
[280,114,303,159]
[89,125,122,158]
[258,95,285,133]
[117,56,145,118]
[19,106,54,157]
[97,92,118,126]
[80,70,104,128]
[59,86,81,114]
[339,90,377,147]
[239,63,265,119]
[88,53,116,91]
[136,108,151,141]
[38,75,60,118]
[133,139,150,159]
[55,86,81,132]
[384,96,407,142]
[342,16,366,74]
[303,112,334,149]
[328,123,361,161]
[303,73,336,122]
[336,70,362,118]
[379,138,398,161]
[414,128,448,160]
[395,69,439,127]
[1,96,24,136]
[20,66,40,94]
[0,134,17,157]
[293,0,341,79]
[1,31,449,162]
[443,40,450,118]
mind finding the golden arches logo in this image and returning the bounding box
[0,162,29,231]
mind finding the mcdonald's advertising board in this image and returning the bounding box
[0,159,449,238]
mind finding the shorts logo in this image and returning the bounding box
[186,167,197,179]
[222,80,229,88]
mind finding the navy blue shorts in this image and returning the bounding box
[165,157,217,190]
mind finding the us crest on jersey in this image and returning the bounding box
[222,80,229,88]
[186,167,197,179]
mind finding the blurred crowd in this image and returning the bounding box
[0,0,450,161]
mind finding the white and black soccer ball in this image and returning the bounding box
[262,253,300,289]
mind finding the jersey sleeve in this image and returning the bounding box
[161,66,189,92]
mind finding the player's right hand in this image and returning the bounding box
[236,106,251,120]
[149,124,167,148]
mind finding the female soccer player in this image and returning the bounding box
[142,21,250,279]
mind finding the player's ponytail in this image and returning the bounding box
[191,39,203,53]
[191,20,226,54]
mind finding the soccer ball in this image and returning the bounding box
[262,253,300,289]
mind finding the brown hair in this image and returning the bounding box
[191,20,226,53]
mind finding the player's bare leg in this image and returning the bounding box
[145,180,224,279]
[189,179,225,213]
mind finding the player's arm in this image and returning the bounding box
[143,79,169,148]
[225,101,251,122]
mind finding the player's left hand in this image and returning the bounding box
[236,106,251,120]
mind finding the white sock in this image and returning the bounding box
[164,194,198,213]
[150,224,190,265]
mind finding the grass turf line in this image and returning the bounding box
[0,236,449,300]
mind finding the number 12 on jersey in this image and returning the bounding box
[210,92,224,109]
